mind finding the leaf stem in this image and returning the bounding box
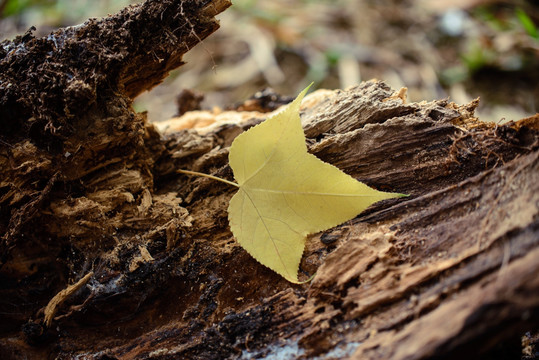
[177,169,239,188]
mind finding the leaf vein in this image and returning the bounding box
[242,189,292,279]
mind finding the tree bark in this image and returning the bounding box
[0,0,230,269]
[1,2,538,359]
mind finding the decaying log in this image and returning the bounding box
[0,0,231,264]
[1,1,538,359]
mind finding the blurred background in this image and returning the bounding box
[1,0,538,123]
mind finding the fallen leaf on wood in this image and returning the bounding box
[180,86,403,283]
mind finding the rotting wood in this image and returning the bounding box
[43,272,94,328]
[1,79,536,359]
[0,0,231,267]
[0,1,538,359]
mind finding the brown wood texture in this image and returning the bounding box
[1,1,538,359]
[0,0,231,265]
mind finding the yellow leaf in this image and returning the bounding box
[227,85,403,283]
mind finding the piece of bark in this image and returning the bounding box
[0,3,538,358]
[0,0,231,264]
[175,89,205,116]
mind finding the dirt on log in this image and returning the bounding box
[1,1,538,359]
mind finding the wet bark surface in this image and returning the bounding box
[1,1,538,359]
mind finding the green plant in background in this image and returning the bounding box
[516,7,538,40]
[2,0,50,18]
[473,5,510,32]
[234,0,285,24]
[441,4,538,85]
[461,39,497,73]
[1,0,136,24]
